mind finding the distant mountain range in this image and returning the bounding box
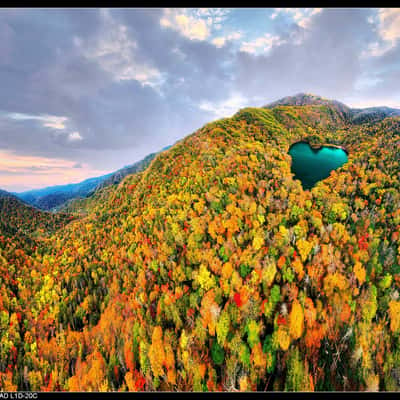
[0,189,18,200]
[15,174,113,210]
[13,145,171,211]
[265,93,400,124]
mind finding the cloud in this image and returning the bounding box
[235,8,377,101]
[0,149,109,191]
[352,15,400,102]
[346,97,400,109]
[361,40,393,58]
[240,33,285,55]
[44,117,68,130]
[297,8,323,28]
[270,8,323,29]
[199,93,263,119]
[5,112,68,130]
[77,9,162,87]
[68,131,83,141]
[362,9,400,58]
[194,8,230,30]
[211,32,242,48]
[160,8,230,41]
[160,9,210,40]
[1,111,84,146]
[376,8,400,43]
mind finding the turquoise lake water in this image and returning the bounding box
[289,142,348,190]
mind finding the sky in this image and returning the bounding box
[0,8,399,192]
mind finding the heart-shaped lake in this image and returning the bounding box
[289,142,348,190]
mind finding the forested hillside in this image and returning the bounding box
[1,100,400,391]
[15,146,170,212]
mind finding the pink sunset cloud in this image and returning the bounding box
[0,150,110,192]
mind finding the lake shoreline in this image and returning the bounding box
[288,141,349,190]
[290,139,349,155]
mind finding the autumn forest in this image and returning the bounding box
[1,98,400,391]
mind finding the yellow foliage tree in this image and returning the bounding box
[148,326,165,378]
[252,232,264,250]
[276,326,291,351]
[296,239,313,263]
[388,301,400,333]
[353,261,366,285]
[289,300,304,340]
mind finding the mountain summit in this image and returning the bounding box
[265,93,350,112]
[265,92,400,124]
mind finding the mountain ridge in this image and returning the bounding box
[265,92,400,124]
[14,145,171,211]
